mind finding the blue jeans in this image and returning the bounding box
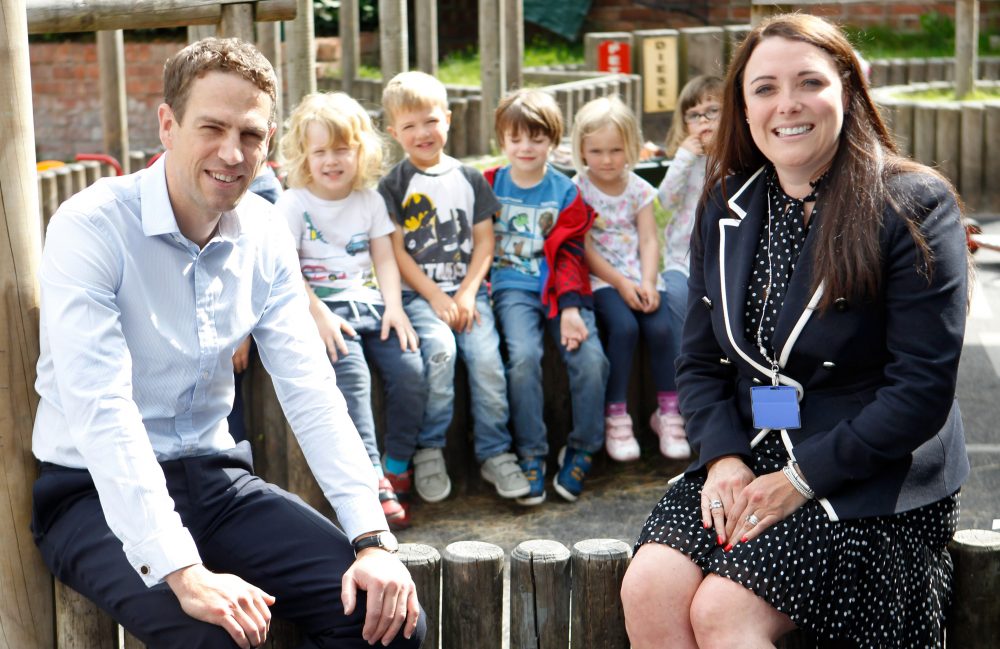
[661,269,688,362]
[327,302,426,464]
[593,287,676,402]
[403,290,510,462]
[493,288,609,456]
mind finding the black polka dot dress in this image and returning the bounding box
[636,168,959,648]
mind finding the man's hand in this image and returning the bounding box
[342,549,421,646]
[232,336,252,374]
[559,307,589,352]
[381,305,420,353]
[165,564,275,649]
[452,288,481,334]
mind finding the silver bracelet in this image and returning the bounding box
[783,460,815,499]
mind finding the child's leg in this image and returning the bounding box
[593,287,640,408]
[636,293,677,394]
[456,291,511,463]
[645,287,691,460]
[661,270,688,362]
[493,289,548,459]
[547,307,609,454]
[331,333,381,467]
[402,295,457,451]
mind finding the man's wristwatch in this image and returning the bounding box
[352,531,399,555]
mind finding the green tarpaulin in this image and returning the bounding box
[524,0,593,40]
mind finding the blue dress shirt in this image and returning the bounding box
[33,155,385,586]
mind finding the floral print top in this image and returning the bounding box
[574,170,662,291]
[657,147,706,277]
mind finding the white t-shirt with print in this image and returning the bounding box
[276,187,395,304]
[574,171,664,291]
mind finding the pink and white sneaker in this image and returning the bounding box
[605,414,641,462]
[650,410,691,460]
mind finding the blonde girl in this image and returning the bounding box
[276,92,424,529]
[573,95,690,463]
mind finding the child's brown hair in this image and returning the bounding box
[664,75,723,157]
[494,88,564,147]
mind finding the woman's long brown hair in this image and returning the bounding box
[704,13,951,309]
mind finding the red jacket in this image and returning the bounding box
[484,166,595,318]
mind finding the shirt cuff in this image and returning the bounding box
[124,527,202,587]
[557,292,592,313]
[336,494,390,542]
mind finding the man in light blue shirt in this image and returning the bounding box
[30,38,424,648]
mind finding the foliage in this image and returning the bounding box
[891,86,1000,102]
[434,36,583,86]
[846,11,999,59]
[314,0,379,36]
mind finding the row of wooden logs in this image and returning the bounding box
[56,529,1000,648]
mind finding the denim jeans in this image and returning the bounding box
[661,269,689,363]
[593,287,676,402]
[493,288,609,456]
[326,302,426,464]
[403,290,511,462]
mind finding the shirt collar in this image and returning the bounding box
[139,152,243,242]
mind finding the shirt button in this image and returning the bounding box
[833,297,849,312]
[140,565,150,575]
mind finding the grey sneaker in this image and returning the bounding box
[413,447,451,503]
[480,452,531,499]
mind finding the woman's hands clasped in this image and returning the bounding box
[701,456,809,549]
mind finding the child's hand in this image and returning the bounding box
[615,279,646,311]
[679,133,705,156]
[639,280,661,313]
[232,336,252,374]
[316,309,357,362]
[430,292,460,328]
[452,288,480,334]
[381,306,420,352]
[560,307,589,352]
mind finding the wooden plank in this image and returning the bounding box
[0,2,53,647]
[441,542,504,649]
[26,0,296,34]
[415,0,437,76]
[285,0,316,110]
[97,30,129,173]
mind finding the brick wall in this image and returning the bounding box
[30,40,182,162]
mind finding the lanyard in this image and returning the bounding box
[754,188,781,387]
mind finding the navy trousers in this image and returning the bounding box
[31,442,426,648]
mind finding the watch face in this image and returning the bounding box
[380,532,399,553]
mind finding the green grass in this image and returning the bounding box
[437,37,584,86]
[845,12,1000,60]
[891,86,1000,102]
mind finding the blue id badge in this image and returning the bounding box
[751,385,801,430]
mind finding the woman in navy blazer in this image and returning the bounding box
[621,14,968,649]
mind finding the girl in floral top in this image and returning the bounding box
[573,96,688,462]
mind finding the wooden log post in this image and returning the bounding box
[912,103,938,167]
[380,0,407,87]
[955,0,979,99]
[633,29,679,146]
[959,102,985,211]
[414,0,437,76]
[188,24,216,42]
[286,0,316,110]
[97,30,129,173]
[219,2,255,41]
[339,0,360,97]
[54,582,117,648]
[927,57,947,82]
[399,544,441,649]
[583,32,632,73]
[947,529,1000,648]
[123,630,146,649]
[68,162,88,195]
[724,24,750,64]
[0,3,53,646]
[478,0,504,154]
[504,0,523,90]
[465,95,483,156]
[889,59,907,86]
[510,540,570,649]
[570,539,631,649]
[257,19,284,146]
[934,104,961,186]
[441,542,504,649]
[448,97,468,159]
[907,58,928,83]
[869,59,889,87]
[678,26,725,88]
[750,2,792,27]
[55,165,74,204]
[38,170,58,230]
[891,101,914,157]
[985,102,1000,213]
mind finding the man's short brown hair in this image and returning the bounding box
[163,37,277,125]
[494,89,564,147]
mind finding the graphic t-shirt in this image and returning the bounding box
[378,155,501,293]
[276,187,395,304]
[574,171,664,291]
[490,165,580,294]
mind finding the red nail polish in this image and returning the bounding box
[741,535,748,543]
[717,535,724,545]
[703,522,710,529]
[724,543,733,552]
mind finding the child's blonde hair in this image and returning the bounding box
[280,92,384,190]
[381,71,450,125]
[494,88,564,147]
[664,75,723,157]
[570,96,642,175]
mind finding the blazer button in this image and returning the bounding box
[822,361,836,368]
[701,296,713,309]
[833,297,849,312]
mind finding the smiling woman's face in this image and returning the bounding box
[742,36,845,185]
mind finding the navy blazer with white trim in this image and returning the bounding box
[676,167,969,520]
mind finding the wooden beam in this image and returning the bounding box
[285,0,315,110]
[0,0,52,647]
[504,0,523,89]
[415,0,437,75]
[478,0,503,152]
[955,0,979,98]
[257,19,283,145]
[379,0,408,86]
[339,0,360,97]
[26,0,295,34]
[219,1,256,41]
[97,30,129,173]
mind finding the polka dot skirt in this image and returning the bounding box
[635,434,959,648]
